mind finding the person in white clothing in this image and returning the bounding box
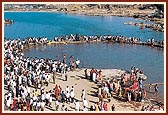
[65,86,70,94]
[75,59,80,69]
[66,91,70,103]
[6,97,11,110]
[83,106,88,111]
[55,99,59,111]
[70,89,75,103]
[49,94,52,107]
[81,89,85,101]
[41,100,45,111]
[74,100,80,111]
[41,93,45,102]
[92,72,96,82]
[37,100,41,111]
[83,98,88,108]
[33,100,37,111]
[45,92,50,106]
[27,86,30,96]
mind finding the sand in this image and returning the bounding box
[4,67,163,112]
[32,68,151,111]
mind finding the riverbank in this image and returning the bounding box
[4,4,164,26]
[123,21,164,32]
[3,38,164,112]
[19,34,164,50]
[3,68,164,112]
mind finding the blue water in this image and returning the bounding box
[4,12,164,99]
[23,43,164,97]
[4,12,163,41]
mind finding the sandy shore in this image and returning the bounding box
[39,68,159,111]
[4,68,157,112]
[4,66,164,112]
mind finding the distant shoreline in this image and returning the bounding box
[4,9,164,32]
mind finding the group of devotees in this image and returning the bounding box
[4,37,164,112]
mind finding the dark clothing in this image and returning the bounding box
[61,93,65,103]
[65,74,67,81]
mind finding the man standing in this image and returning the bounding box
[55,98,59,111]
[84,69,88,79]
[81,89,85,101]
[75,59,80,69]
[74,100,80,111]
[154,84,159,95]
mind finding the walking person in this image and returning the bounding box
[94,102,99,111]
[111,104,115,111]
[61,91,65,103]
[81,89,85,101]
[52,71,55,84]
[64,73,67,81]
[83,98,88,108]
[103,102,108,111]
[84,69,88,79]
[49,94,53,107]
[55,84,59,99]
[149,84,152,92]
[70,89,75,103]
[66,91,70,104]
[55,98,59,111]
[61,104,66,111]
[154,84,159,95]
[74,100,80,111]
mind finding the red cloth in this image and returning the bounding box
[103,103,108,111]
[55,85,59,98]
[129,80,138,91]
[26,101,30,111]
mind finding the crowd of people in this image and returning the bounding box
[53,34,164,48]
[3,37,164,112]
[141,103,164,111]
[83,66,164,112]
[4,38,83,111]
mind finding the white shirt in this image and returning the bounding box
[41,102,45,108]
[55,100,59,106]
[92,72,96,81]
[76,60,80,65]
[66,92,70,98]
[46,93,50,100]
[33,96,37,101]
[75,102,80,110]
[37,102,41,107]
[42,94,45,100]
[49,96,52,102]
[33,101,37,106]
[6,99,11,107]
[30,99,33,105]
[65,87,70,93]
[27,87,30,94]
[70,90,75,98]
[83,107,88,111]
[83,100,88,107]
